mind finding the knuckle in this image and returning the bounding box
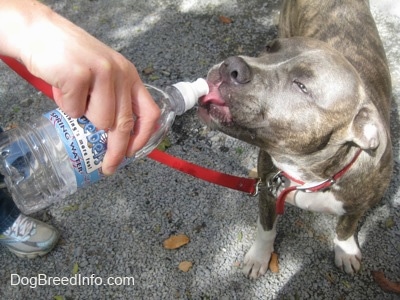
[97,57,114,73]
[146,105,161,125]
[117,117,135,133]
[71,65,91,81]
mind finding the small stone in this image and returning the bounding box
[305,247,314,255]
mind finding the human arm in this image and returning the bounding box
[0,0,160,174]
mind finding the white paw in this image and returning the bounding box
[242,219,277,279]
[242,242,273,279]
[334,235,362,274]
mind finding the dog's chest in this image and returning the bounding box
[283,187,346,215]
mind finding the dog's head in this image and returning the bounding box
[199,37,385,159]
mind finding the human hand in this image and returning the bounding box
[0,0,160,175]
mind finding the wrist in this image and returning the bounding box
[0,0,55,61]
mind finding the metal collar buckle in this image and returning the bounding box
[251,178,263,197]
[267,171,289,197]
[251,171,288,197]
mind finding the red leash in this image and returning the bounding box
[0,55,260,196]
[148,150,258,195]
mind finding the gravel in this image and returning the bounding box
[0,0,399,299]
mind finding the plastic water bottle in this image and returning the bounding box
[0,78,209,214]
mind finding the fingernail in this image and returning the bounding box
[102,165,117,176]
[127,151,136,158]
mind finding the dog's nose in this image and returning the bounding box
[220,56,252,84]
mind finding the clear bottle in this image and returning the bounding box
[0,78,209,214]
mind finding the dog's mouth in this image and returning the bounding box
[198,81,233,126]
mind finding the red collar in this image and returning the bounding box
[271,148,363,214]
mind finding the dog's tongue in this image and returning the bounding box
[198,81,233,124]
[199,81,225,106]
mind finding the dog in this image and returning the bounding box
[198,0,392,279]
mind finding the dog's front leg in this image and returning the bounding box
[334,213,363,274]
[243,150,278,279]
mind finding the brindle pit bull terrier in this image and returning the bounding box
[198,0,392,279]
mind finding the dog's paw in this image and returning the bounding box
[242,243,273,279]
[242,218,277,279]
[333,235,362,274]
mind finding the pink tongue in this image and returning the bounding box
[199,81,225,106]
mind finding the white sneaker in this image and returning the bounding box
[0,214,59,258]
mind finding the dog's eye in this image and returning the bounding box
[293,80,308,94]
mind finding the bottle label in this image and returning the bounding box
[43,109,107,187]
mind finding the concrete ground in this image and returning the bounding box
[0,0,399,299]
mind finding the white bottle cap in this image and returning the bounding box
[172,78,209,112]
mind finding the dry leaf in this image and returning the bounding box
[5,123,18,130]
[237,231,243,242]
[269,252,279,273]
[142,66,154,75]
[163,234,190,249]
[248,168,258,178]
[295,219,305,228]
[232,261,241,268]
[342,280,351,289]
[156,137,172,151]
[219,15,233,24]
[372,271,400,294]
[72,262,79,275]
[385,217,395,229]
[325,272,336,284]
[178,261,193,272]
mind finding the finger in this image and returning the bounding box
[127,81,160,157]
[101,84,134,175]
[83,61,116,130]
[52,66,91,118]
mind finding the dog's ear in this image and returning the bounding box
[349,104,385,150]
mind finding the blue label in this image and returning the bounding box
[43,109,108,187]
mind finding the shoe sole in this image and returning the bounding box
[8,247,55,259]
